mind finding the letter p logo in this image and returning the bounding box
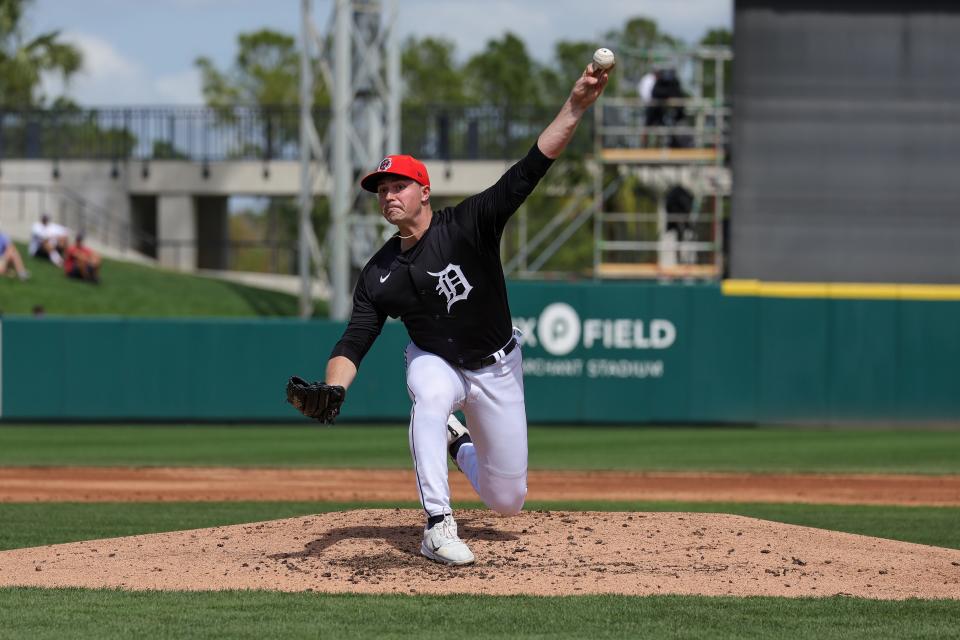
[538,303,581,356]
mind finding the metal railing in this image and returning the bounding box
[0,91,732,278]
[597,97,731,153]
[0,105,594,163]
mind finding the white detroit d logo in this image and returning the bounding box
[427,263,473,313]
[538,302,581,356]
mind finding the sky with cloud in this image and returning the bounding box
[35,0,732,106]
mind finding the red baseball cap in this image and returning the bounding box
[360,155,430,193]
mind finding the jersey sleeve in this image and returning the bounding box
[329,273,387,369]
[454,142,554,249]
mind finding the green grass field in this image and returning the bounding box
[1,424,958,639]
[0,243,315,317]
[2,424,959,473]
[1,590,957,640]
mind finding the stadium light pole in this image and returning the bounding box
[298,0,314,318]
[329,0,351,320]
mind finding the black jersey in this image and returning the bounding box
[331,143,554,369]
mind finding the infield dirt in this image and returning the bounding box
[2,469,959,599]
[2,467,959,505]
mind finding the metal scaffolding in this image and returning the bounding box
[592,46,732,280]
[501,46,732,281]
[298,0,400,319]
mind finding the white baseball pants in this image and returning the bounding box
[404,333,528,518]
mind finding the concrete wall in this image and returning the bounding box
[1,157,525,271]
[0,160,130,243]
[126,159,514,198]
[157,195,196,270]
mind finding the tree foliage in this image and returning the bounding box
[464,33,544,106]
[0,0,82,107]
[195,29,331,158]
[539,40,602,102]
[401,36,465,106]
[602,16,684,92]
[612,16,683,53]
[197,15,726,109]
[195,29,326,108]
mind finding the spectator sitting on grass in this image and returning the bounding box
[0,232,30,281]
[29,214,70,267]
[64,233,101,284]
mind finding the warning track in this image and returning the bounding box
[1,467,958,505]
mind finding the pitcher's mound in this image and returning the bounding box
[0,510,957,599]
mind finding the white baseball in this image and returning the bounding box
[593,47,615,70]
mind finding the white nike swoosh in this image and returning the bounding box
[379,272,391,283]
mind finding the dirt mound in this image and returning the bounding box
[0,510,957,599]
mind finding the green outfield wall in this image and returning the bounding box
[2,282,959,423]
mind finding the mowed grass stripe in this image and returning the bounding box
[1,501,958,551]
[0,589,957,640]
[1,425,959,474]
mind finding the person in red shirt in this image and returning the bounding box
[64,233,101,283]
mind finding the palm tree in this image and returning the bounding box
[0,0,83,107]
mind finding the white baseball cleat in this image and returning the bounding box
[421,514,475,566]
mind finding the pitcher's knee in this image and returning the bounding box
[485,484,527,516]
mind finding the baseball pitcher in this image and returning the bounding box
[288,60,611,565]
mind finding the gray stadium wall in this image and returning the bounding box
[731,0,960,283]
[2,281,960,424]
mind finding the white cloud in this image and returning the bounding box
[43,31,202,105]
[42,31,147,104]
[155,69,204,105]
[409,2,553,62]
[70,32,140,79]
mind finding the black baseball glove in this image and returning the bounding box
[285,376,346,424]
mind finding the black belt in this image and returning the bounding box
[462,337,517,370]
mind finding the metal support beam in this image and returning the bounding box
[300,0,400,320]
[330,0,352,320]
[298,0,316,318]
[385,0,401,154]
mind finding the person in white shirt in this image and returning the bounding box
[29,214,70,267]
[638,70,657,104]
[638,69,659,146]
